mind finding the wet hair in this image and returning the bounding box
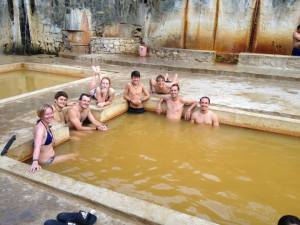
[131,70,141,78]
[170,83,180,91]
[54,91,68,100]
[37,104,53,119]
[278,215,300,225]
[100,77,111,86]
[79,93,91,100]
[200,96,211,104]
[297,24,300,30]
[156,75,165,82]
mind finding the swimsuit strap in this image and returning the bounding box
[40,120,53,136]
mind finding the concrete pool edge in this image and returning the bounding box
[142,98,300,137]
[0,156,218,225]
[61,53,300,82]
[0,63,91,105]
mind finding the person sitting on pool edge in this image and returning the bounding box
[156,84,196,121]
[66,93,108,131]
[124,70,150,114]
[52,91,76,124]
[186,96,219,127]
[149,73,178,94]
[30,104,77,173]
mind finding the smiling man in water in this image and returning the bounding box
[67,93,107,131]
[189,96,219,127]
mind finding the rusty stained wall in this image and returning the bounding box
[1,0,299,55]
[214,0,256,53]
[144,1,186,48]
[145,0,300,54]
[145,0,257,52]
[0,0,23,53]
[253,0,300,55]
[185,0,218,50]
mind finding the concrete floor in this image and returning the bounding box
[0,171,145,225]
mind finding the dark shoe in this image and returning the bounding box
[57,210,97,225]
[44,219,71,225]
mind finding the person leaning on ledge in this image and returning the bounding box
[292,24,300,56]
[66,93,107,131]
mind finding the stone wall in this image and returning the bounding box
[90,37,140,55]
[150,48,216,64]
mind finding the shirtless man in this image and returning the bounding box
[67,93,107,131]
[124,70,150,113]
[149,73,178,94]
[52,91,69,123]
[156,84,195,121]
[189,96,219,127]
[292,25,300,56]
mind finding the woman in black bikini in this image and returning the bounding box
[30,104,76,173]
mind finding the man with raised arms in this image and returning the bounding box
[124,70,150,114]
[149,73,178,94]
[67,93,107,131]
[156,84,196,121]
[189,96,219,127]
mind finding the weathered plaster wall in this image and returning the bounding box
[253,0,300,55]
[185,0,218,50]
[0,1,12,53]
[0,0,299,55]
[214,0,256,53]
[144,1,186,48]
[0,0,22,53]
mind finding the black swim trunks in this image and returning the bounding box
[128,106,145,114]
[292,48,300,56]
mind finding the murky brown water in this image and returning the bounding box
[49,113,300,225]
[0,70,77,99]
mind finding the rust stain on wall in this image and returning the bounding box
[248,0,260,52]
[80,11,91,45]
[182,0,189,49]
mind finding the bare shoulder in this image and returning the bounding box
[191,110,199,117]
[68,104,79,113]
[209,110,218,117]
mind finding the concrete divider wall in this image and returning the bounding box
[7,123,70,162]
[144,97,300,137]
[238,53,300,71]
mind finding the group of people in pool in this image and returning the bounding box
[30,66,218,173]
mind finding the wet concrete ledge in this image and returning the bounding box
[239,53,300,71]
[0,156,217,225]
[0,62,91,77]
[59,52,300,82]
